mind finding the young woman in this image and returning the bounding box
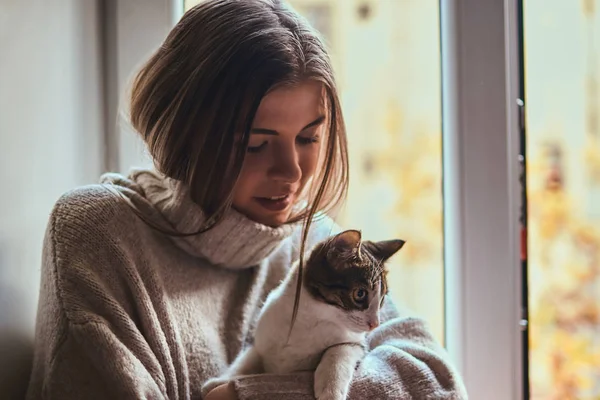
[26,1,467,399]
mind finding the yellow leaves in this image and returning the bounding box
[569,257,599,283]
[530,324,600,399]
[530,190,571,241]
[384,99,404,136]
[583,140,600,183]
[573,223,600,248]
[582,0,596,18]
[553,332,596,366]
[360,108,443,269]
[549,332,599,393]
[530,296,556,327]
[528,139,600,398]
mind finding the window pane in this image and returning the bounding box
[184,0,444,343]
[525,0,600,398]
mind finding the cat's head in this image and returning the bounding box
[303,229,405,333]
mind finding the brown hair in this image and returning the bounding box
[128,0,349,330]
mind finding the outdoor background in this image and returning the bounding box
[526,1,600,398]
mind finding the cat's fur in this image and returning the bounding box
[201,229,405,400]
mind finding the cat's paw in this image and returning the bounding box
[314,345,362,400]
[201,376,230,398]
[314,367,349,400]
[314,379,347,400]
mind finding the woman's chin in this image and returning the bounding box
[257,212,291,228]
[237,206,292,228]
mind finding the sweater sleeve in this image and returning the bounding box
[232,297,468,400]
[26,188,187,400]
[27,320,169,400]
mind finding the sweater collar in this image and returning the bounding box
[101,169,298,269]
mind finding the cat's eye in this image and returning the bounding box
[352,288,367,303]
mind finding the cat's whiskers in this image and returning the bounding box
[370,261,386,286]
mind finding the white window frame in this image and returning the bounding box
[109,0,525,398]
[441,0,523,399]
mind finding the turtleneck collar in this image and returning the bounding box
[100,169,299,269]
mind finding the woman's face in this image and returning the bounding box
[232,80,325,227]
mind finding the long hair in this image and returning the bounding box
[127,0,349,331]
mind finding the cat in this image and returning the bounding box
[201,229,405,400]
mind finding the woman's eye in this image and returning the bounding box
[247,141,267,153]
[297,135,319,145]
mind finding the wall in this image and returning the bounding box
[0,0,103,396]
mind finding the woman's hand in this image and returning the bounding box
[204,383,238,400]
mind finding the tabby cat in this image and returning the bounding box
[202,229,405,400]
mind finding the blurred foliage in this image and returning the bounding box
[528,1,600,398]
[528,142,600,399]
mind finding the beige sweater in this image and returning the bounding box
[26,169,468,400]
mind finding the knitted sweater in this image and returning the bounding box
[26,169,468,400]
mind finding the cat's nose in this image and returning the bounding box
[368,320,380,331]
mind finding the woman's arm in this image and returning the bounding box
[346,297,468,399]
[27,190,184,400]
[28,318,170,399]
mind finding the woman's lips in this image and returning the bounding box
[254,194,293,212]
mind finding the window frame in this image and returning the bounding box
[440,0,524,398]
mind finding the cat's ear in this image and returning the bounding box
[363,239,405,262]
[326,230,362,267]
[331,230,362,250]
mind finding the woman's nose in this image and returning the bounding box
[268,144,302,183]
